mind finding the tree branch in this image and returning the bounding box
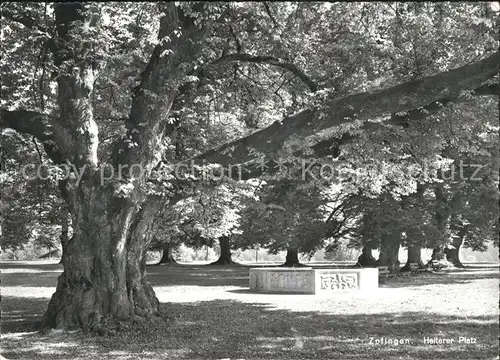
[114,3,207,173]
[187,52,498,172]
[263,2,278,27]
[153,53,499,201]
[472,83,500,96]
[214,53,318,92]
[0,109,63,163]
[228,24,242,53]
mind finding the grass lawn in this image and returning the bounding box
[1,261,498,360]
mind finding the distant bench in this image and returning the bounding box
[378,263,426,278]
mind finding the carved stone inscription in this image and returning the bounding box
[269,272,310,290]
[319,273,358,291]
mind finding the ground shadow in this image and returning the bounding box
[146,264,251,287]
[1,272,62,288]
[1,296,46,333]
[0,262,62,271]
[1,296,498,360]
[382,268,499,288]
[1,262,498,359]
[3,261,497,290]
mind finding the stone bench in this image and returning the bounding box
[249,267,378,294]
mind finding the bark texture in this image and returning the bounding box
[356,213,377,267]
[58,204,70,265]
[40,3,205,331]
[43,185,162,331]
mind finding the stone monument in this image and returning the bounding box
[249,267,378,294]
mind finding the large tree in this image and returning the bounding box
[1,2,498,332]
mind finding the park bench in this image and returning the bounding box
[378,266,390,277]
[429,260,447,271]
[409,263,420,271]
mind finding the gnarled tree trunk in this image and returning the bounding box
[39,3,205,332]
[357,213,377,267]
[43,185,161,332]
[210,235,235,265]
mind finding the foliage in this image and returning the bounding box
[235,180,361,257]
[1,130,65,256]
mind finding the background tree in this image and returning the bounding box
[1,130,66,258]
[236,180,361,266]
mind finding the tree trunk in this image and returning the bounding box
[209,235,235,265]
[157,243,177,265]
[431,247,445,261]
[40,3,206,333]
[376,234,401,273]
[401,245,424,271]
[42,187,161,333]
[445,245,462,267]
[433,184,450,247]
[445,226,467,268]
[58,205,70,265]
[357,212,377,267]
[281,248,303,267]
[357,245,377,267]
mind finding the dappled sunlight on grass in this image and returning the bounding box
[0,268,63,274]
[153,278,498,319]
[1,287,57,298]
[0,331,39,340]
[1,262,498,359]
